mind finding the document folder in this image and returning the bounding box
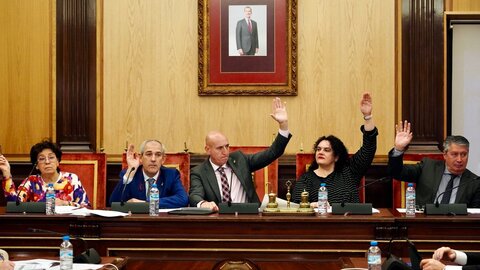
[168,208,214,215]
[111,202,149,213]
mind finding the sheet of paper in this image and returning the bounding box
[13,259,104,270]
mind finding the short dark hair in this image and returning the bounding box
[30,139,62,165]
[308,135,349,172]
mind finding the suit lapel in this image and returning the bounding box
[204,162,222,202]
[431,161,446,202]
[455,172,470,203]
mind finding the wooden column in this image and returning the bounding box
[56,0,96,151]
[401,0,444,152]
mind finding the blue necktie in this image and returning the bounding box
[440,174,457,204]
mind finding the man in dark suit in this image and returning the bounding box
[388,121,480,208]
[421,246,480,270]
[236,6,259,56]
[189,97,291,211]
[109,140,188,208]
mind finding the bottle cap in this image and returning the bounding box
[152,184,157,188]
[408,183,413,187]
[62,235,70,241]
[370,241,377,246]
[320,183,326,187]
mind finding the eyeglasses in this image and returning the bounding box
[37,155,57,164]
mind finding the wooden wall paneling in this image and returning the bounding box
[56,0,97,152]
[102,0,396,157]
[401,0,445,152]
[446,0,480,11]
[0,1,53,155]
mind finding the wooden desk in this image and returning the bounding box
[391,209,480,255]
[1,208,479,270]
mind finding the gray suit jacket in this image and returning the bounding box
[236,19,258,53]
[189,133,291,206]
[387,149,480,207]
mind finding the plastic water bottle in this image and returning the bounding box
[406,183,416,217]
[367,240,381,270]
[46,183,55,215]
[318,183,328,215]
[149,183,159,216]
[60,235,73,270]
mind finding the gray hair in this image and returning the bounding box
[443,136,469,153]
[139,140,166,154]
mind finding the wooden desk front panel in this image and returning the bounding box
[94,210,394,262]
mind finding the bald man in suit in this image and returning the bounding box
[189,97,291,211]
[236,6,259,56]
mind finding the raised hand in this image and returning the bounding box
[0,155,11,178]
[270,97,288,130]
[395,120,413,151]
[126,144,140,170]
[360,92,373,117]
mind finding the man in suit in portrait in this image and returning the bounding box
[236,6,259,56]
[388,121,480,208]
[189,97,291,211]
[421,246,480,270]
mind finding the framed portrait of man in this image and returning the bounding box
[198,0,297,96]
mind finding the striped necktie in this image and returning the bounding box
[218,167,231,202]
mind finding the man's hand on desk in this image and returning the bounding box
[420,258,446,270]
[127,198,146,203]
[200,201,218,212]
[0,261,14,270]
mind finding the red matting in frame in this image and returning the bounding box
[209,0,287,84]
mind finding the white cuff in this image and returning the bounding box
[454,250,467,265]
[278,129,290,138]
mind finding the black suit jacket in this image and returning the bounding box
[465,252,480,270]
[387,149,480,207]
[189,133,291,206]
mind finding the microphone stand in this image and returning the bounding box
[120,167,135,206]
[28,228,101,264]
[16,162,37,206]
[424,176,479,215]
[331,176,390,215]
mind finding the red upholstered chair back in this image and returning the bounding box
[229,146,278,200]
[295,153,366,203]
[392,153,444,208]
[122,152,190,192]
[59,153,107,209]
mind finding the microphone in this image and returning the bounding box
[425,175,479,215]
[331,176,390,215]
[16,162,37,205]
[28,228,101,264]
[120,167,135,206]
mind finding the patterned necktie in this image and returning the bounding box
[248,19,252,33]
[147,178,155,200]
[440,174,457,204]
[218,167,231,202]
